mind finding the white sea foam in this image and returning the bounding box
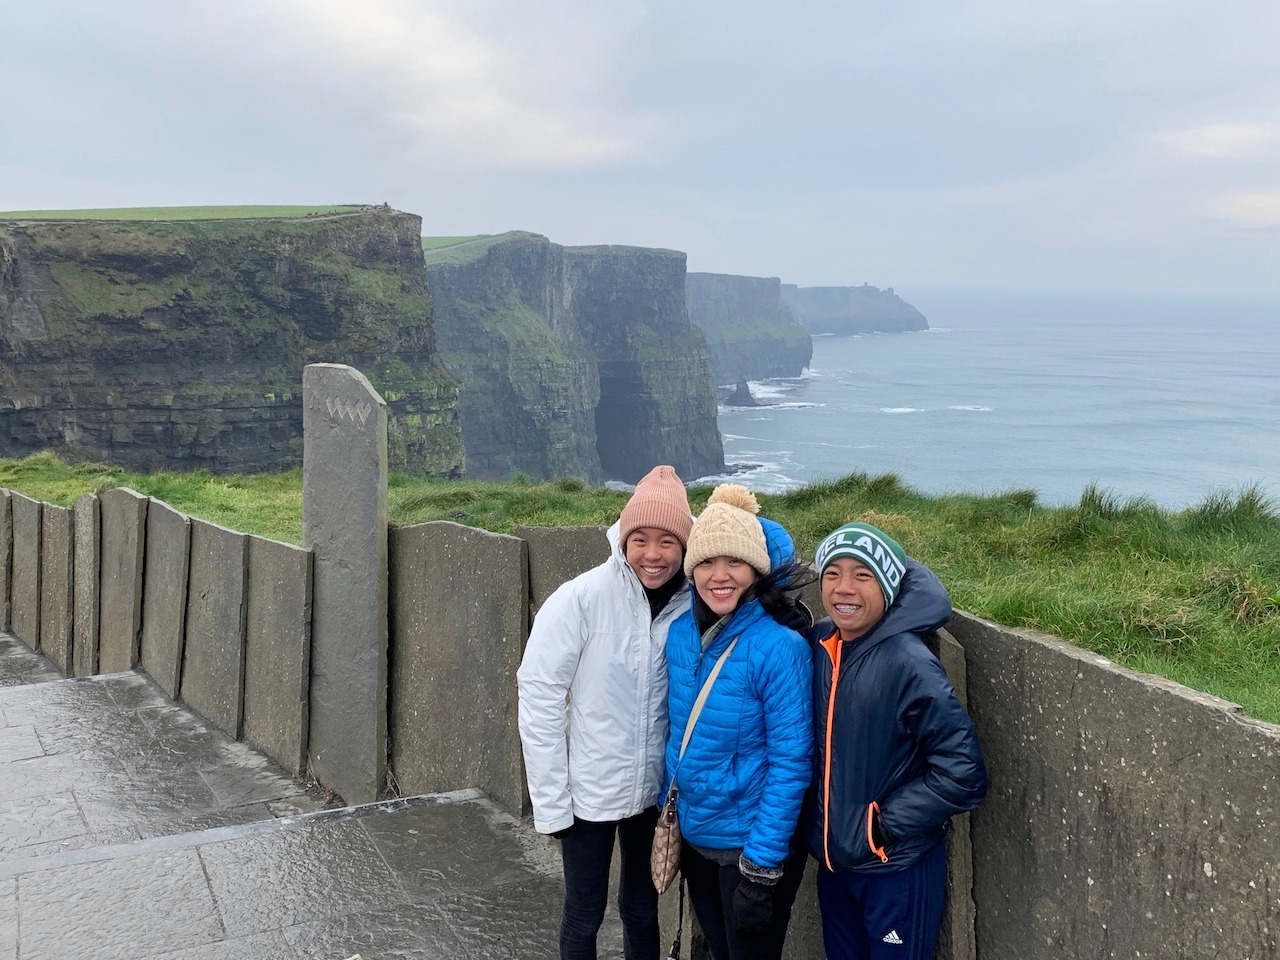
[747,381,796,400]
[947,405,993,412]
[692,458,801,494]
[718,401,820,414]
[880,407,922,414]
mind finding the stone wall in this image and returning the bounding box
[0,487,312,777]
[388,521,528,813]
[947,610,1280,960]
[4,483,1277,960]
[9,492,41,651]
[1,490,11,632]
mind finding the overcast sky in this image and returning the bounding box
[3,1,1278,299]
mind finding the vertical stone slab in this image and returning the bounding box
[1,490,12,633]
[38,505,74,674]
[302,363,388,804]
[72,493,102,677]
[139,500,192,697]
[180,519,248,738]
[98,488,148,673]
[389,521,529,814]
[243,536,313,774]
[9,493,41,651]
[516,525,609,616]
[931,626,977,960]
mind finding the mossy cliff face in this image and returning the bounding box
[780,283,929,336]
[427,233,725,484]
[0,209,464,476]
[426,233,600,481]
[685,272,812,383]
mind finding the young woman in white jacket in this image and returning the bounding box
[517,465,694,960]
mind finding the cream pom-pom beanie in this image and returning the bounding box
[683,484,771,577]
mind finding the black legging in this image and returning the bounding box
[558,806,661,960]
[680,842,808,960]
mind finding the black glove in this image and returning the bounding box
[551,823,574,840]
[732,877,775,937]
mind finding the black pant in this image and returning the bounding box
[558,806,661,960]
[680,843,808,960]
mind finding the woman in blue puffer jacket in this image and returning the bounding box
[661,484,814,960]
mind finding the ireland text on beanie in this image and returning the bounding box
[814,521,907,608]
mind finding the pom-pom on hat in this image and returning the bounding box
[684,484,771,577]
[814,521,908,609]
[619,465,693,546]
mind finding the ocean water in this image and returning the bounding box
[697,293,1280,509]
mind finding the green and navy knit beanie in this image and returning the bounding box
[814,521,908,608]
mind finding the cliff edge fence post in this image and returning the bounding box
[302,363,389,804]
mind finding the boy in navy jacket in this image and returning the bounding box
[806,522,987,960]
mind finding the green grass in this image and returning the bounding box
[0,205,365,221]
[0,453,305,544]
[420,235,490,250]
[421,231,537,266]
[4,453,1278,724]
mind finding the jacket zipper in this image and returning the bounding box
[820,630,842,871]
[867,801,888,863]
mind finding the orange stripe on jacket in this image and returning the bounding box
[818,629,841,871]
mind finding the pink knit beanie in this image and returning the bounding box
[619,465,693,546]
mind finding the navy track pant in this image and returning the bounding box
[816,841,946,960]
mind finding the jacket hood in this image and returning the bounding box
[759,516,796,576]
[812,557,951,649]
[606,520,642,592]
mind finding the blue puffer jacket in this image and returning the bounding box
[806,559,987,874]
[662,518,814,870]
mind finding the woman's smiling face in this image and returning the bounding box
[692,555,758,617]
[624,526,684,589]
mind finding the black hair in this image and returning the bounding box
[749,558,817,631]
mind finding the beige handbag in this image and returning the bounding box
[651,637,739,894]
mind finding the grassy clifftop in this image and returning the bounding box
[422,231,537,266]
[0,205,366,221]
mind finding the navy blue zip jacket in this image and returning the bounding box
[805,558,987,874]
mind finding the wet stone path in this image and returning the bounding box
[1,635,613,959]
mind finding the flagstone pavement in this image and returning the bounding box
[0,634,622,960]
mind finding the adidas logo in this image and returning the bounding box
[882,929,904,945]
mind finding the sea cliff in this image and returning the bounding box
[425,232,725,483]
[0,208,464,475]
[685,272,812,383]
[781,283,928,335]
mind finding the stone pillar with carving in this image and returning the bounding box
[302,363,389,804]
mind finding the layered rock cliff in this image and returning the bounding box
[685,273,812,384]
[426,233,725,484]
[0,208,464,475]
[780,283,929,335]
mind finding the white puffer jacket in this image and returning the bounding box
[517,522,689,833]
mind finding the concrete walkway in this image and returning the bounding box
[1,635,613,960]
